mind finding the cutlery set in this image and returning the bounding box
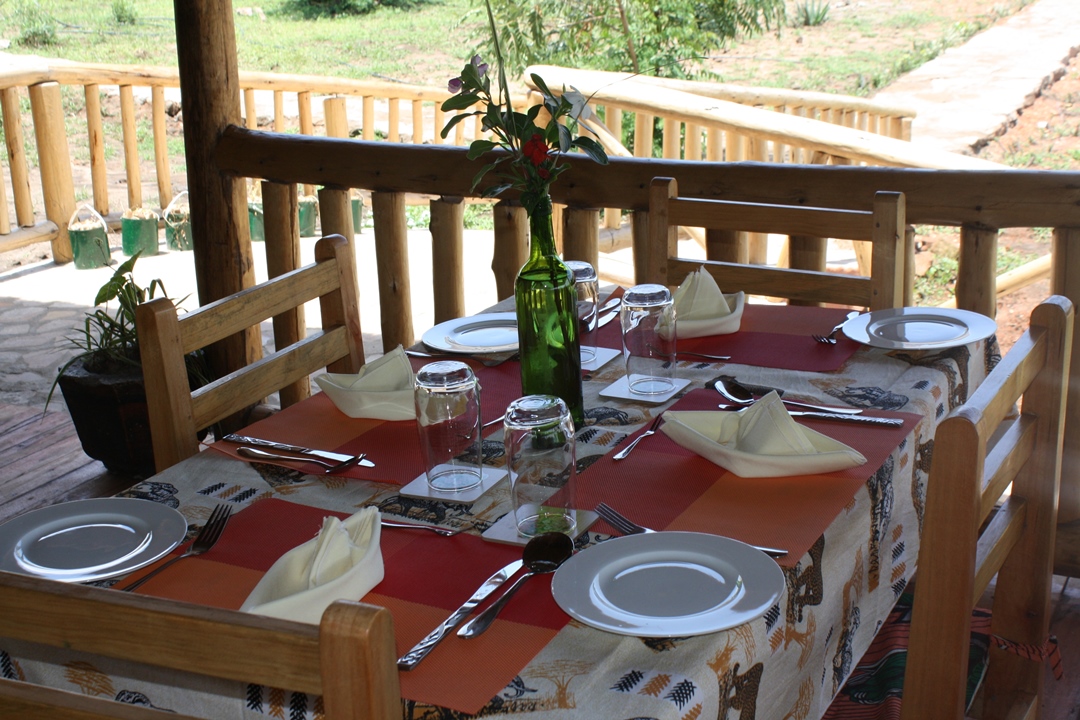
[224,434,374,472]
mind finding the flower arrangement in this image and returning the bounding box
[440,1,608,216]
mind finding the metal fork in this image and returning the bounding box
[381,520,465,536]
[613,413,664,461]
[812,311,860,345]
[121,504,233,591]
[594,502,788,558]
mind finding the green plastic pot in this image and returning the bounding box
[249,202,265,242]
[165,217,193,251]
[70,227,111,270]
[298,201,317,237]
[121,217,159,257]
[352,198,364,233]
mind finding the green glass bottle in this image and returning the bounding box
[515,195,584,427]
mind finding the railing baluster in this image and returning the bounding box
[318,185,364,373]
[362,96,375,141]
[388,98,400,143]
[1,87,34,228]
[325,97,348,139]
[662,117,680,159]
[956,224,999,318]
[297,91,314,196]
[492,201,527,300]
[151,86,172,210]
[0,151,9,235]
[1051,226,1080,524]
[634,112,653,158]
[430,197,465,322]
[371,190,414,351]
[27,82,74,262]
[411,99,424,144]
[244,88,258,129]
[263,181,306,406]
[119,85,142,209]
[84,84,110,216]
[563,207,600,269]
[273,91,285,132]
[685,122,701,161]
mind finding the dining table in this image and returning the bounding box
[0,294,999,720]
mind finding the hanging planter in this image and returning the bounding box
[68,205,111,270]
[164,191,193,251]
[121,207,160,258]
[298,194,318,237]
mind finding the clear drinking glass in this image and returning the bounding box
[565,260,599,364]
[414,361,483,492]
[504,395,577,538]
[621,283,677,395]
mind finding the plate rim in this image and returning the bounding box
[551,531,785,637]
[421,312,519,354]
[842,307,997,350]
[0,497,188,583]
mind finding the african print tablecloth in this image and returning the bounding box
[0,303,999,720]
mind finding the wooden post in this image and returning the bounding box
[788,234,828,307]
[492,200,527,300]
[370,191,413,351]
[297,91,314,196]
[273,90,285,132]
[174,0,258,402]
[430,198,465,322]
[631,210,649,285]
[904,225,916,306]
[388,99,400,143]
[362,96,375,141]
[746,137,768,265]
[244,87,258,129]
[119,85,142,209]
[1052,226,1080,525]
[634,113,653,158]
[662,117,680,159]
[412,99,424,144]
[325,97,349,139]
[317,186,364,366]
[1,87,35,228]
[0,153,8,235]
[685,122,701,162]
[956,224,998,318]
[27,82,74,263]
[151,86,172,210]
[84,84,111,217]
[706,228,744,264]
[263,181,307,407]
[563,207,599,269]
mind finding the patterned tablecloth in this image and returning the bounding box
[0,303,999,720]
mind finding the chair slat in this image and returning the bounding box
[973,496,1026,604]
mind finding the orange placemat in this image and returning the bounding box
[128,498,566,714]
[573,388,921,565]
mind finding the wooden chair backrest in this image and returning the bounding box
[136,234,363,472]
[901,296,1073,720]
[0,570,400,720]
[647,176,906,310]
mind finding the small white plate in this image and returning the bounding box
[599,375,691,404]
[552,532,784,637]
[399,466,507,504]
[0,498,187,583]
[842,307,997,350]
[581,346,621,372]
[481,509,598,546]
[422,313,518,354]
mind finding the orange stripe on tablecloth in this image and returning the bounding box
[368,592,558,714]
[132,557,261,609]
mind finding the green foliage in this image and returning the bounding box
[793,0,829,27]
[111,0,137,25]
[480,0,786,78]
[11,0,59,47]
[914,253,958,305]
[278,0,427,19]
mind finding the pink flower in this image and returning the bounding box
[471,55,488,77]
[523,134,549,166]
[448,76,463,93]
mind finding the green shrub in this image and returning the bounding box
[12,1,59,47]
[793,0,829,27]
[278,0,426,19]
[111,0,137,25]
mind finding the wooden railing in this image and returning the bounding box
[0,58,923,262]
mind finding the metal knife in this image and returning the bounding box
[397,559,523,670]
[785,411,903,427]
[223,434,375,467]
[596,310,619,329]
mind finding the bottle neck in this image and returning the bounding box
[528,195,556,259]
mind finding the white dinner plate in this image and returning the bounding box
[421,312,518,353]
[0,498,187,583]
[842,307,997,350]
[551,531,785,637]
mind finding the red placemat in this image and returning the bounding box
[128,498,568,714]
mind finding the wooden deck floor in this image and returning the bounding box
[0,401,1077,716]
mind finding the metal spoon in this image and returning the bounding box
[457,532,574,638]
[713,378,862,415]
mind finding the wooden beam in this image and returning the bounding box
[174,0,258,416]
[27,82,74,263]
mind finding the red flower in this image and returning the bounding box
[537,167,550,179]
[522,134,549,166]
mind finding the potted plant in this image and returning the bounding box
[121,206,160,258]
[46,254,208,475]
[68,204,111,270]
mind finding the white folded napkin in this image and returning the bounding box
[315,345,416,420]
[240,506,383,624]
[660,392,866,477]
[672,266,745,338]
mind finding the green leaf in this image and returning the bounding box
[466,139,498,159]
[441,93,480,112]
[440,111,479,139]
[530,73,555,99]
[572,136,610,164]
[556,123,573,153]
[481,182,513,198]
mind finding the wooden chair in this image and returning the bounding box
[136,234,363,472]
[647,177,907,310]
[884,296,1071,719]
[0,570,400,719]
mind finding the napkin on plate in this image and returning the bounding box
[672,266,745,338]
[240,506,383,624]
[315,345,415,420]
[660,392,866,477]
